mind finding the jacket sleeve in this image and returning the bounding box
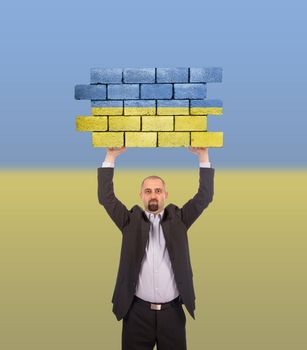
[180,167,215,229]
[97,167,130,231]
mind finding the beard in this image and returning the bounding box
[148,200,159,212]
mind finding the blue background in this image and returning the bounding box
[1,0,306,168]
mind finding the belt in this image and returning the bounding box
[133,295,182,311]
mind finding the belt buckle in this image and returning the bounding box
[150,303,161,311]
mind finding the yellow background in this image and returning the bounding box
[1,169,306,349]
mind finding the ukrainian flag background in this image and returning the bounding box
[0,1,306,350]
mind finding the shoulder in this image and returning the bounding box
[130,204,143,213]
[165,203,181,218]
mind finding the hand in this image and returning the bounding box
[104,147,127,162]
[188,147,209,162]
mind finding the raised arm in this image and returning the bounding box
[97,147,130,231]
[180,147,215,229]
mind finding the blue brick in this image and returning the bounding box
[190,99,223,108]
[107,84,139,99]
[156,68,188,83]
[75,84,106,100]
[141,84,173,99]
[157,100,189,108]
[90,68,122,84]
[174,84,207,99]
[124,100,156,108]
[123,68,155,83]
[91,100,123,107]
[190,67,222,83]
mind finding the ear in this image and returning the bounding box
[165,191,168,199]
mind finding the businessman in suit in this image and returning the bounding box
[97,146,215,350]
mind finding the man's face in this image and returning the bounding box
[140,178,168,214]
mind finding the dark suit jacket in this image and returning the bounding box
[97,166,215,321]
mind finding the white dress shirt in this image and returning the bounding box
[101,159,211,302]
[135,209,180,302]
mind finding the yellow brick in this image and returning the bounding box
[125,132,157,147]
[109,116,140,131]
[92,132,124,147]
[191,132,224,147]
[158,132,190,147]
[124,107,156,116]
[92,107,123,116]
[142,116,173,131]
[76,116,107,131]
[190,107,223,115]
[175,116,207,131]
[157,107,189,115]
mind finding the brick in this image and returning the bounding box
[107,84,139,99]
[141,84,172,99]
[125,132,157,147]
[190,67,222,83]
[92,132,124,147]
[92,108,123,116]
[157,100,189,115]
[190,99,223,107]
[75,84,106,100]
[175,116,207,131]
[123,68,155,83]
[91,100,123,115]
[158,132,190,147]
[190,99,223,115]
[191,107,223,115]
[109,116,140,131]
[90,68,122,84]
[156,68,188,83]
[76,116,107,131]
[174,83,206,99]
[191,132,223,147]
[91,100,123,108]
[124,100,156,115]
[142,116,173,131]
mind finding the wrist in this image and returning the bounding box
[199,156,209,162]
[105,155,116,163]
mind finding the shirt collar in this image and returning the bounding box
[144,209,165,221]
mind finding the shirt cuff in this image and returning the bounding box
[199,161,211,168]
[101,161,115,168]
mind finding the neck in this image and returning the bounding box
[145,208,164,215]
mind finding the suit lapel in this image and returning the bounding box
[161,212,174,259]
[140,212,150,253]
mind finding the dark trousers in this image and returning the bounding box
[122,296,187,350]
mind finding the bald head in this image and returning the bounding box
[139,175,168,214]
[140,175,166,191]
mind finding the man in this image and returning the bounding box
[97,146,215,350]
